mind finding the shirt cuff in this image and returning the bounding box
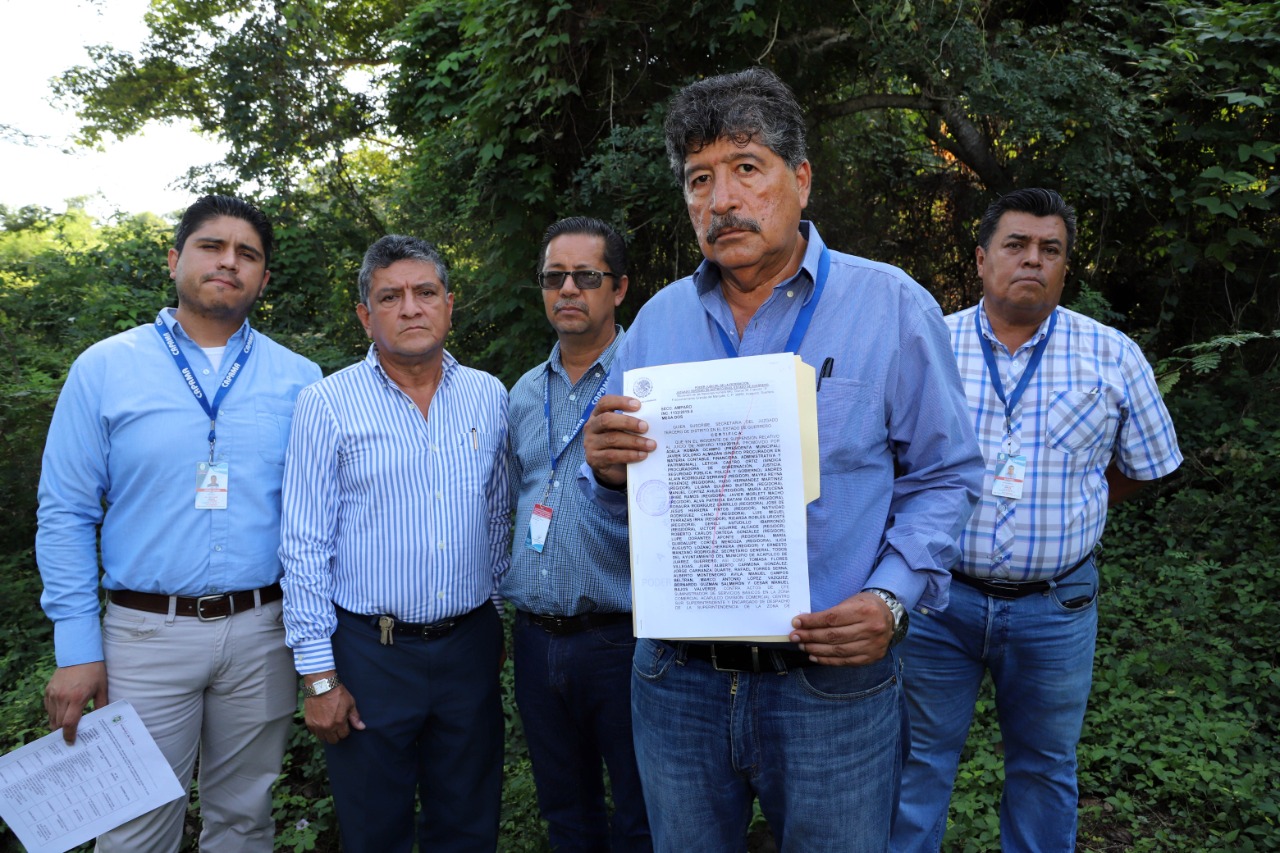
[293,640,336,676]
[577,461,629,516]
[864,552,930,613]
[54,616,104,668]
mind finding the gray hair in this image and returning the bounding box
[358,235,450,305]
[663,67,808,184]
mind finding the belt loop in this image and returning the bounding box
[165,595,177,626]
[253,587,263,612]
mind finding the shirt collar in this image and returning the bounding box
[691,220,824,306]
[157,307,252,347]
[364,343,458,388]
[976,299,1057,354]
[546,324,625,383]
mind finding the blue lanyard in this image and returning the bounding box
[544,365,612,477]
[154,316,255,462]
[716,246,831,359]
[976,309,1057,435]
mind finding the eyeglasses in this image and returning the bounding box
[536,270,618,290]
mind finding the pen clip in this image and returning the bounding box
[817,357,835,391]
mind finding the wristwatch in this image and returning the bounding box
[303,675,342,698]
[865,588,909,646]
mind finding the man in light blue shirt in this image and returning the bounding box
[37,195,322,852]
[892,189,1182,852]
[503,217,650,852]
[279,235,511,852]
[582,68,984,851]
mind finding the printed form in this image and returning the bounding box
[0,700,183,853]
[625,353,819,641]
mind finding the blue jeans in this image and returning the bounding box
[513,612,651,852]
[324,604,504,853]
[892,559,1099,853]
[632,639,905,852]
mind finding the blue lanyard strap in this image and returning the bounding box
[976,309,1057,433]
[716,246,831,359]
[545,365,612,476]
[153,316,255,461]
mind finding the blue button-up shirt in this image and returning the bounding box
[502,328,630,616]
[36,308,322,667]
[279,346,511,674]
[947,301,1182,580]
[580,223,983,613]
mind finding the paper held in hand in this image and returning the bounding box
[625,353,819,641]
[0,700,183,853]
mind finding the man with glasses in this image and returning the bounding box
[502,217,650,852]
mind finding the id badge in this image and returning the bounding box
[196,461,230,509]
[991,452,1026,500]
[525,503,553,553]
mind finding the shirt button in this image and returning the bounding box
[553,481,560,488]
[202,368,211,375]
[569,394,577,401]
[594,372,601,378]
[438,540,446,549]
[562,435,570,443]
[541,570,548,577]
[436,491,444,500]
[213,545,223,552]
[786,290,794,298]
[436,591,444,600]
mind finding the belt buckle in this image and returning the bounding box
[710,645,761,673]
[196,594,230,621]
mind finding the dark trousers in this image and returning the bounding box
[513,611,652,853]
[325,604,504,853]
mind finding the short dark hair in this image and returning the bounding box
[663,67,808,185]
[358,235,450,304]
[539,217,628,285]
[977,188,1078,260]
[174,195,274,268]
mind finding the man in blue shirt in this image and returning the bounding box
[36,195,322,852]
[581,68,984,851]
[503,217,650,852]
[892,189,1182,852]
[279,235,510,852]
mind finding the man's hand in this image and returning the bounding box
[303,671,365,745]
[582,395,654,489]
[789,591,895,666]
[44,661,109,745]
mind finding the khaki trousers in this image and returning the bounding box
[96,597,295,853]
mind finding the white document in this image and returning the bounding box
[625,353,819,641]
[0,701,183,853]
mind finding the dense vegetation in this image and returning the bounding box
[1,0,1276,849]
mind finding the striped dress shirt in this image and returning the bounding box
[279,346,511,674]
[947,302,1182,581]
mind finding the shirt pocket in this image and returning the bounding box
[816,378,886,473]
[455,428,503,497]
[255,396,297,465]
[1046,389,1118,455]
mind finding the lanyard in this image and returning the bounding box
[976,309,1057,436]
[545,364,611,479]
[716,246,831,359]
[154,316,255,463]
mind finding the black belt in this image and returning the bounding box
[108,584,282,621]
[677,642,814,673]
[951,553,1093,600]
[519,610,631,636]
[338,604,475,641]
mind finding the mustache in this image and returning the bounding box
[554,298,588,315]
[706,214,761,244]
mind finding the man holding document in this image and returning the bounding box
[582,67,984,850]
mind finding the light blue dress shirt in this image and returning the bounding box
[36,308,322,667]
[502,328,630,616]
[580,222,984,614]
[279,346,511,675]
[947,301,1182,580]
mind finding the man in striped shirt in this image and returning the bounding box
[892,189,1183,852]
[279,235,511,852]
